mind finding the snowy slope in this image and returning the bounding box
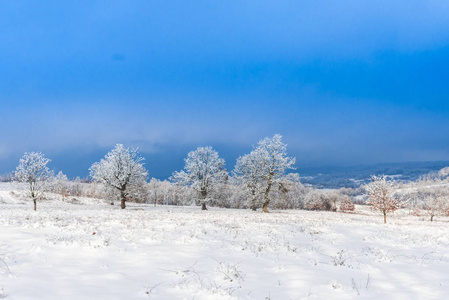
[1,193,448,299]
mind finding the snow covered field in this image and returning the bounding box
[1,188,449,299]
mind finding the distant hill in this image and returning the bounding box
[297,161,449,189]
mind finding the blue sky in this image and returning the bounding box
[1,1,449,178]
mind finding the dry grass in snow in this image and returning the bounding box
[1,189,449,299]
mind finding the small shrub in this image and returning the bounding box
[339,196,355,212]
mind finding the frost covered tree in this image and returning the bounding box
[233,149,266,210]
[14,152,52,211]
[304,190,326,210]
[211,180,247,208]
[273,174,307,209]
[424,195,442,222]
[171,146,227,210]
[438,166,449,178]
[364,175,400,223]
[89,144,148,209]
[254,134,296,213]
[422,192,449,222]
[148,178,173,206]
[125,179,150,204]
[304,189,339,211]
[51,171,69,199]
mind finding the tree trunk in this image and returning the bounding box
[262,179,272,213]
[200,190,207,210]
[120,190,126,209]
[250,189,257,211]
[262,202,269,213]
[383,211,387,224]
[431,214,434,222]
[201,190,208,210]
[31,188,36,211]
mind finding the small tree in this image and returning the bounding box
[14,152,52,211]
[89,144,148,209]
[51,171,69,199]
[171,146,227,210]
[423,194,448,222]
[148,178,163,206]
[364,175,400,223]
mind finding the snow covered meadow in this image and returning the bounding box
[1,184,449,300]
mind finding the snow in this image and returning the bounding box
[1,186,449,299]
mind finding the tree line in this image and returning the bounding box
[7,134,449,223]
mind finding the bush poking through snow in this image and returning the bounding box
[142,281,164,297]
[339,196,355,212]
[0,286,6,299]
[304,190,340,211]
[331,250,353,267]
[212,260,244,295]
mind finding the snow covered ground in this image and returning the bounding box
[1,187,449,299]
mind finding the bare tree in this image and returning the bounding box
[89,144,148,209]
[364,175,400,223]
[421,189,449,222]
[171,146,227,210]
[14,152,52,211]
